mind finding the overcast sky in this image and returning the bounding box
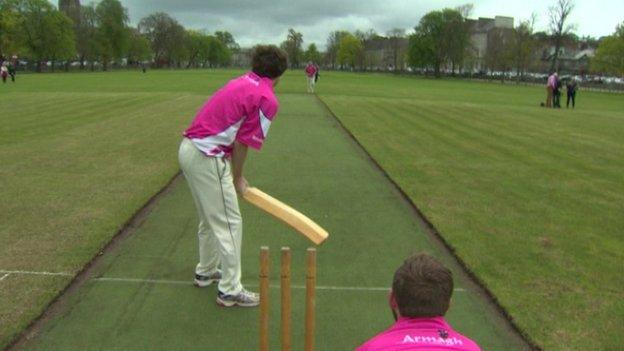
[115,0,622,49]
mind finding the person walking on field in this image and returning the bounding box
[178,45,288,307]
[356,253,481,351]
[546,72,557,108]
[305,61,318,93]
[566,78,578,109]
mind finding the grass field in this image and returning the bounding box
[8,90,525,351]
[318,73,624,350]
[0,69,622,350]
[0,72,211,348]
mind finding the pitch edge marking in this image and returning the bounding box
[0,270,73,277]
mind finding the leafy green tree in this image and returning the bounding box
[214,30,239,52]
[592,23,624,76]
[337,33,363,69]
[12,0,75,72]
[408,10,446,77]
[43,8,75,71]
[95,0,129,70]
[280,28,303,68]
[185,30,206,68]
[183,30,230,68]
[444,9,470,74]
[511,17,536,79]
[138,12,185,68]
[325,30,349,68]
[76,3,99,70]
[303,43,322,64]
[408,31,434,72]
[58,0,80,70]
[0,0,21,57]
[207,35,230,67]
[408,8,474,77]
[127,28,151,65]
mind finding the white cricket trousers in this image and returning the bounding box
[307,76,316,93]
[178,138,243,295]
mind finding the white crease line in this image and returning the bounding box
[0,270,466,292]
[0,273,9,282]
[94,277,392,291]
[95,277,465,292]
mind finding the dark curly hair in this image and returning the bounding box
[251,45,288,79]
[392,253,453,318]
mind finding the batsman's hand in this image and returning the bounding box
[234,176,249,195]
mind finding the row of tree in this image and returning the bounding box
[307,0,622,78]
[0,0,236,71]
[406,0,622,78]
[592,24,624,76]
[1,0,621,77]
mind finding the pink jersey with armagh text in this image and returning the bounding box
[355,317,481,351]
[183,72,278,157]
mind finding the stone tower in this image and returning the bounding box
[59,0,81,25]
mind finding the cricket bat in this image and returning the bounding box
[242,187,329,245]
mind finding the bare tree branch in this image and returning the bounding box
[548,0,575,72]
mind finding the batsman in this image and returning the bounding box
[178,45,288,307]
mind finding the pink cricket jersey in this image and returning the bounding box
[183,72,279,157]
[355,317,481,351]
[547,74,557,88]
[305,64,317,77]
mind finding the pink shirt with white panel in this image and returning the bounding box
[184,71,279,158]
[355,317,481,351]
[305,64,318,77]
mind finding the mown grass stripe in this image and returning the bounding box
[319,72,624,350]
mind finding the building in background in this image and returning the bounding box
[231,48,251,68]
[467,16,514,73]
[537,43,596,75]
[362,36,409,71]
[59,0,81,25]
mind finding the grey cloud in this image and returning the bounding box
[119,0,618,49]
[123,0,432,48]
[136,0,389,24]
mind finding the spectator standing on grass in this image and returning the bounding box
[356,253,481,351]
[1,63,8,83]
[314,62,320,84]
[305,61,318,93]
[546,72,558,108]
[553,75,562,108]
[178,45,288,307]
[8,62,16,82]
[566,78,578,109]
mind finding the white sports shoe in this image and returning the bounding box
[194,271,222,288]
[216,289,260,307]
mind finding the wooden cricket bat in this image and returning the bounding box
[242,187,329,245]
